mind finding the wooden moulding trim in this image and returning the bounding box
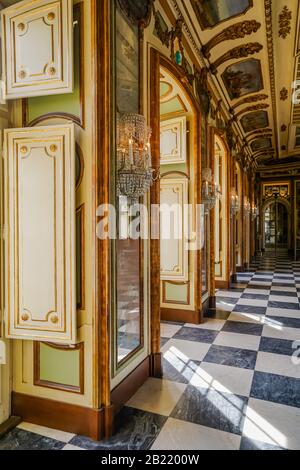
[150,48,161,356]
[0,416,22,439]
[33,342,85,395]
[76,203,85,311]
[215,280,230,289]
[21,2,85,129]
[111,356,150,414]
[11,392,103,441]
[161,307,201,324]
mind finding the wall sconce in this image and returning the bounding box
[202,168,220,215]
[244,197,251,217]
[230,188,240,218]
[251,203,259,221]
[117,113,157,203]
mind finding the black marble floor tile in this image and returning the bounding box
[233,304,267,315]
[266,316,300,329]
[173,327,218,344]
[203,345,258,370]
[272,282,296,288]
[161,337,169,348]
[250,372,300,408]
[270,290,298,298]
[240,437,284,451]
[69,407,167,451]
[251,277,273,282]
[259,337,295,356]
[222,321,263,337]
[171,385,248,436]
[0,428,65,450]
[241,293,269,301]
[247,284,272,291]
[268,301,300,310]
[204,310,231,321]
[273,276,294,281]
[216,297,239,307]
[162,357,200,385]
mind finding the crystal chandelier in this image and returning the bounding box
[230,188,240,218]
[244,197,251,217]
[117,113,157,203]
[202,168,220,215]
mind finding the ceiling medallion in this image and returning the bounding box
[279,6,292,39]
[202,20,261,59]
[280,87,288,101]
[211,43,263,74]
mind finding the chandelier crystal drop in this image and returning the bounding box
[202,168,220,215]
[117,113,157,203]
[230,188,240,218]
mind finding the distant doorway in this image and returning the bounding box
[264,201,289,251]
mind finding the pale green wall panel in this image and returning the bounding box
[39,343,80,388]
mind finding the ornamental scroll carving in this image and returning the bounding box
[202,20,261,59]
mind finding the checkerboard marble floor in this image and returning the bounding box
[1,253,300,450]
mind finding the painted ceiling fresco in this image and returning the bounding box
[251,137,272,153]
[222,59,263,100]
[241,110,269,133]
[191,0,253,29]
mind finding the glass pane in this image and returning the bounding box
[114,4,142,369]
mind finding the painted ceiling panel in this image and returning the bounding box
[191,0,253,29]
[241,110,269,133]
[222,59,263,100]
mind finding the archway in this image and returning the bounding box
[214,132,230,288]
[262,198,291,252]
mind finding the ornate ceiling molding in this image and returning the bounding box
[279,5,292,39]
[202,20,261,59]
[264,0,279,158]
[246,127,273,137]
[230,94,269,112]
[248,133,273,143]
[234,103,270,120]
[210,42,263,74]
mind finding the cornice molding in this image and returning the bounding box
[264,0,279,158]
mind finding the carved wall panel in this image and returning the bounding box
[4,125,76,344]
[1,0,73,99]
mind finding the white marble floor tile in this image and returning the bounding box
[127,378,186,417]
[244,288,270,296]
[216,299,235,312]
[190,362,254,397]
[17,422,75,444]
[151,418,241,451]
[271,286,297,293]
[214,331,261,351]
[262,324,300,341]
[255,352,300,379]
[269,295,299,304]
[161,322,183,338]
[228,312,265,324]
[63,444,85,450]
[216,291,242,299]
[237,298,268,308]
[162,338,211,362]
[243,398,300,450]
[266,307,300,319]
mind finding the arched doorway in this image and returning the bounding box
[214,133,230,288]
[263,200,291,251]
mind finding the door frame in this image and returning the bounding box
[262,198,292,251]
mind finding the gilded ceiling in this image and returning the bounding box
[154,0,300,175]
